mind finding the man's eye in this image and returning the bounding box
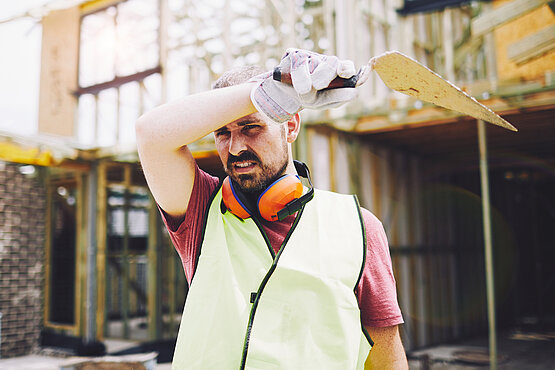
[244,125,260,132]
[215,131,230,138]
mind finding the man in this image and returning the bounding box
[136,49,407,369]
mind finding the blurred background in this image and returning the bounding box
[0,0,554,367]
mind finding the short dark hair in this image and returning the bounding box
[212,65,265,89]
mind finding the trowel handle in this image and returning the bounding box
[272,68,360,90]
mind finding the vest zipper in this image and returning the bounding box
[239,206,305,369]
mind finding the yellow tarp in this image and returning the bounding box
[0,142,54,166]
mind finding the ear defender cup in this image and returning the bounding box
[258,175,303,221]
[222,177,251,219]
[221,175,304,222]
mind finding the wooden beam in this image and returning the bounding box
[38,6,80,136]
[454,36,483,70]
[76,174,86,337]
[472,0,550,37]
[122,165,132,339]
[43,182,53,330]
[507,25,555,65]
[74,66,161,96]
[328,132,337,192]
[95,161,107,340]
[148,194,161,340]
[168,241,177,337]
[442,8,455,83]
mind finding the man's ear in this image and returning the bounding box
[286,113,301,143]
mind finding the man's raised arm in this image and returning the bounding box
[136,48,370,218]
[135,83,256,218]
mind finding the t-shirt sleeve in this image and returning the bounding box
[356,208,404,328]
[158,164,219,284]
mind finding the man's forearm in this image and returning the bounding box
[135,82,257,217]
[365,325,408,370]
[136,82,256,151]
[366,343,408,369]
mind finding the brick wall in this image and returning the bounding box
[0,161,46,358]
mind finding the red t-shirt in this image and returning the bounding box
[161,165,403,328]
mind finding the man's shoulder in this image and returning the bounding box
[358,206,389,253]
[359,207,382,229]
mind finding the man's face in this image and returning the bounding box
[214,113,289,193]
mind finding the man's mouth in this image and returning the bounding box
[227,151,261,176]
[232,160,257,173]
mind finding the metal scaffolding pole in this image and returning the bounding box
[478,120,497,370]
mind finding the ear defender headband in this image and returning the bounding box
[221,160,314,222]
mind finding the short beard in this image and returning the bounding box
[226,137,289,194]
[239,159,288,194]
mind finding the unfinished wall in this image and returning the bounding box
[304,125,490,350]
[0,161,46,358]
[493,2,555,81]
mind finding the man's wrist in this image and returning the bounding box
[250,79,300,124]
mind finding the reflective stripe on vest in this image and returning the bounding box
[172,188,371,369]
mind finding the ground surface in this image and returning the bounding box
[0,327,553,369]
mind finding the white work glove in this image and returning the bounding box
[250,48,370,124]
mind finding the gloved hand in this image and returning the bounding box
[250,48,370,124]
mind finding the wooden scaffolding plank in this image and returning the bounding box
[507,25,555,65]
[472,0,550,37]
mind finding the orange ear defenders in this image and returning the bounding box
[222,160,314,222]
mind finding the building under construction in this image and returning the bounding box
[0,0,554,361]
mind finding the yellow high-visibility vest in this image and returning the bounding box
[172,187,371,369]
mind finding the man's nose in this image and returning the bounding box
[228,131,247,156]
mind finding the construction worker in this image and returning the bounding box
[136,49,407,369]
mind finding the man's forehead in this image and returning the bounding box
[229,112,268,128]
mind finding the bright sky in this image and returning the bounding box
[0,1,52,136]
